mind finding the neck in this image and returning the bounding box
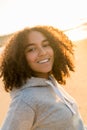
[32,71,52,79]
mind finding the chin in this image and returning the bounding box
[41,70,52,74]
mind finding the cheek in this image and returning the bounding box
[49,48,54,57]
[25,53,37,64]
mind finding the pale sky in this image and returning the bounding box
[0,0,87,40]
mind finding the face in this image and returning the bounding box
[24,30,54,78]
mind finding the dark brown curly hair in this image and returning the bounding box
[0,25,75,92]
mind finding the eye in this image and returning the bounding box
[29,48,36,52]
[43,41,50,47]
[25,47,36,52]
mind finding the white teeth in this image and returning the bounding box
[38,59,49,64]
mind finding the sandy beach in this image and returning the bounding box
[0,39,87,126]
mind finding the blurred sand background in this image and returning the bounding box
[0,38,87,126]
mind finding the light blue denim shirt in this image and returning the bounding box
[1,76,87,130]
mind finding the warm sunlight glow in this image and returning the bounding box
[0,0,87,41]
[65,28,87,41]
[0,0,87,126]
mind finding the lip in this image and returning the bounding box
[37,58,50,64]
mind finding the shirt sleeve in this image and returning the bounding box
[1,96,35,130]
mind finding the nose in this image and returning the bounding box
[38,47,47,56]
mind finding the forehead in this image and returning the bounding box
[28,30,46,43]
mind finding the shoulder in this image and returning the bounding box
[10,85,48,110]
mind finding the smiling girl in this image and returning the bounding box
[0,25,87,130]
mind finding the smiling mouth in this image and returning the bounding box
[37,58,50,64]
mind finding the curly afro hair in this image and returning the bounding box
[0,25,75,92]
